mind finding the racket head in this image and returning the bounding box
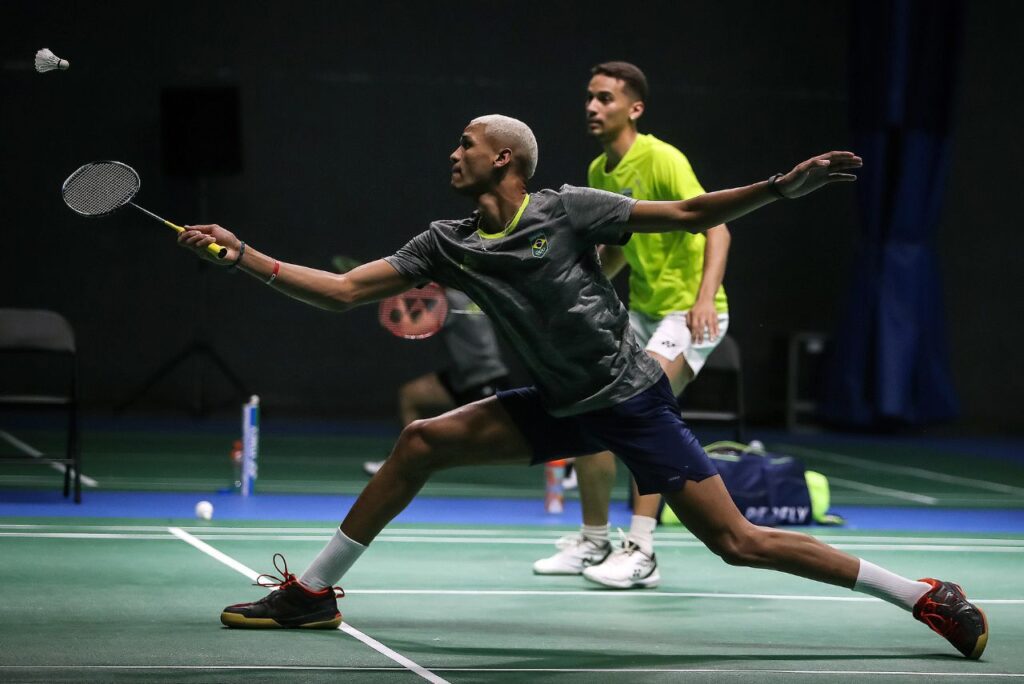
[378,283,449,340]
[61,161,140,217]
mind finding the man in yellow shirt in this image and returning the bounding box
[534,62,732,588]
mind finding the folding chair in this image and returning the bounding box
[679,334,745,442]
[0,308,82,502]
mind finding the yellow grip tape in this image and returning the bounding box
[165,220,226,259]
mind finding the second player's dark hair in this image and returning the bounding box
[591,61,649,102]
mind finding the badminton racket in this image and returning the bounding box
[61,161,227,259]
[378,283,485,340]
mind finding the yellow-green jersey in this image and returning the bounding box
[588,133,728,318]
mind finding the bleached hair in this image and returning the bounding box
[470,114,539,179]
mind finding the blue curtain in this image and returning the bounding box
[821,0,961,426]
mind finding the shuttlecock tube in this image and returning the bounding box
[241,396,259,497]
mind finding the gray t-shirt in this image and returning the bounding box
[384,185,663,416]
[440,288,508,393]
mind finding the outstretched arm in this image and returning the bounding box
[178,224,414,311]
[628,151,862,234]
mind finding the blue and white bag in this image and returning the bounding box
[660,441,843,527]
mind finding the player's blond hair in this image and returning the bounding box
[471,114,539,179]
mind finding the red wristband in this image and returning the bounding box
[266,260,280,285]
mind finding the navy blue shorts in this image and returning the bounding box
[496,375,718,495]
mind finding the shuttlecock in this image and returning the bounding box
[35,48,70,73]
[195,500,214,520]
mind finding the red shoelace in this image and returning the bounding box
[254,553,345,599]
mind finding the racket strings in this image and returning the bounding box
[62,163,139,216]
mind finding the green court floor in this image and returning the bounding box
[1,519,1021,682]
[2,422,1023,681]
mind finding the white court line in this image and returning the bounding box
[0,430,98,487]
[3,526,1024,603]
[0,532,173,539]
[0,666,1021,677]
[9,528,1024,548]
[827,476,939,505]
[5,530,1024,553]
[778,443,1024,495]
[166,527,448,684]
[7,524,1024,548]
[340,588,1024,605]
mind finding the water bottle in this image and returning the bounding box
[230,439,243,491]
[545,459,566,514]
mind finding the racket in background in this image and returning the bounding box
[378,282,451,340]
[330,255,485,341]
[377,283,489,340]
[61,161,227,259]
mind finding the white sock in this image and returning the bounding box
[853,559,932,611]
[299,527,367,590]
[627,515,657,556]
[580,524,610,546]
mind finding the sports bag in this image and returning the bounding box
[660,441,843,526]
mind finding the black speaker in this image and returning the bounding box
[160,86,242,177]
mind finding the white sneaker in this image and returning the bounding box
[582,533,660,589]
[363,460,384,476]
[533,536,611,575]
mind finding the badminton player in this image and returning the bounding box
[535,62,733,588]
[179,115,987,659]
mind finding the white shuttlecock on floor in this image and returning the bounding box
[35,48,70,73]
[195,500,214,520]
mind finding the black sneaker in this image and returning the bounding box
[220,553,344,629]
[913,578,988,659]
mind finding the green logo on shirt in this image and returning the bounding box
[529,231,549,258]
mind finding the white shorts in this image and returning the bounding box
[629,309,730,377]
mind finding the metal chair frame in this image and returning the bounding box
[680,334,746,442]
[0,309,82,503]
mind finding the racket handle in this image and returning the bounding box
[166,221,228,259]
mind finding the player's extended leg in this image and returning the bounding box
[221,398,533,629]
[663,476,989,658]
[664,474,858,584]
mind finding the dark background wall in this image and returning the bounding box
[1,1,1021,431]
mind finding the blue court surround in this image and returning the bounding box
[2,489,1023,533]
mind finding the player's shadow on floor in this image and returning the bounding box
[372,640,952,666]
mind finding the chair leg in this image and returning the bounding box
[71,403,82,503]
[63,451,71,499]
